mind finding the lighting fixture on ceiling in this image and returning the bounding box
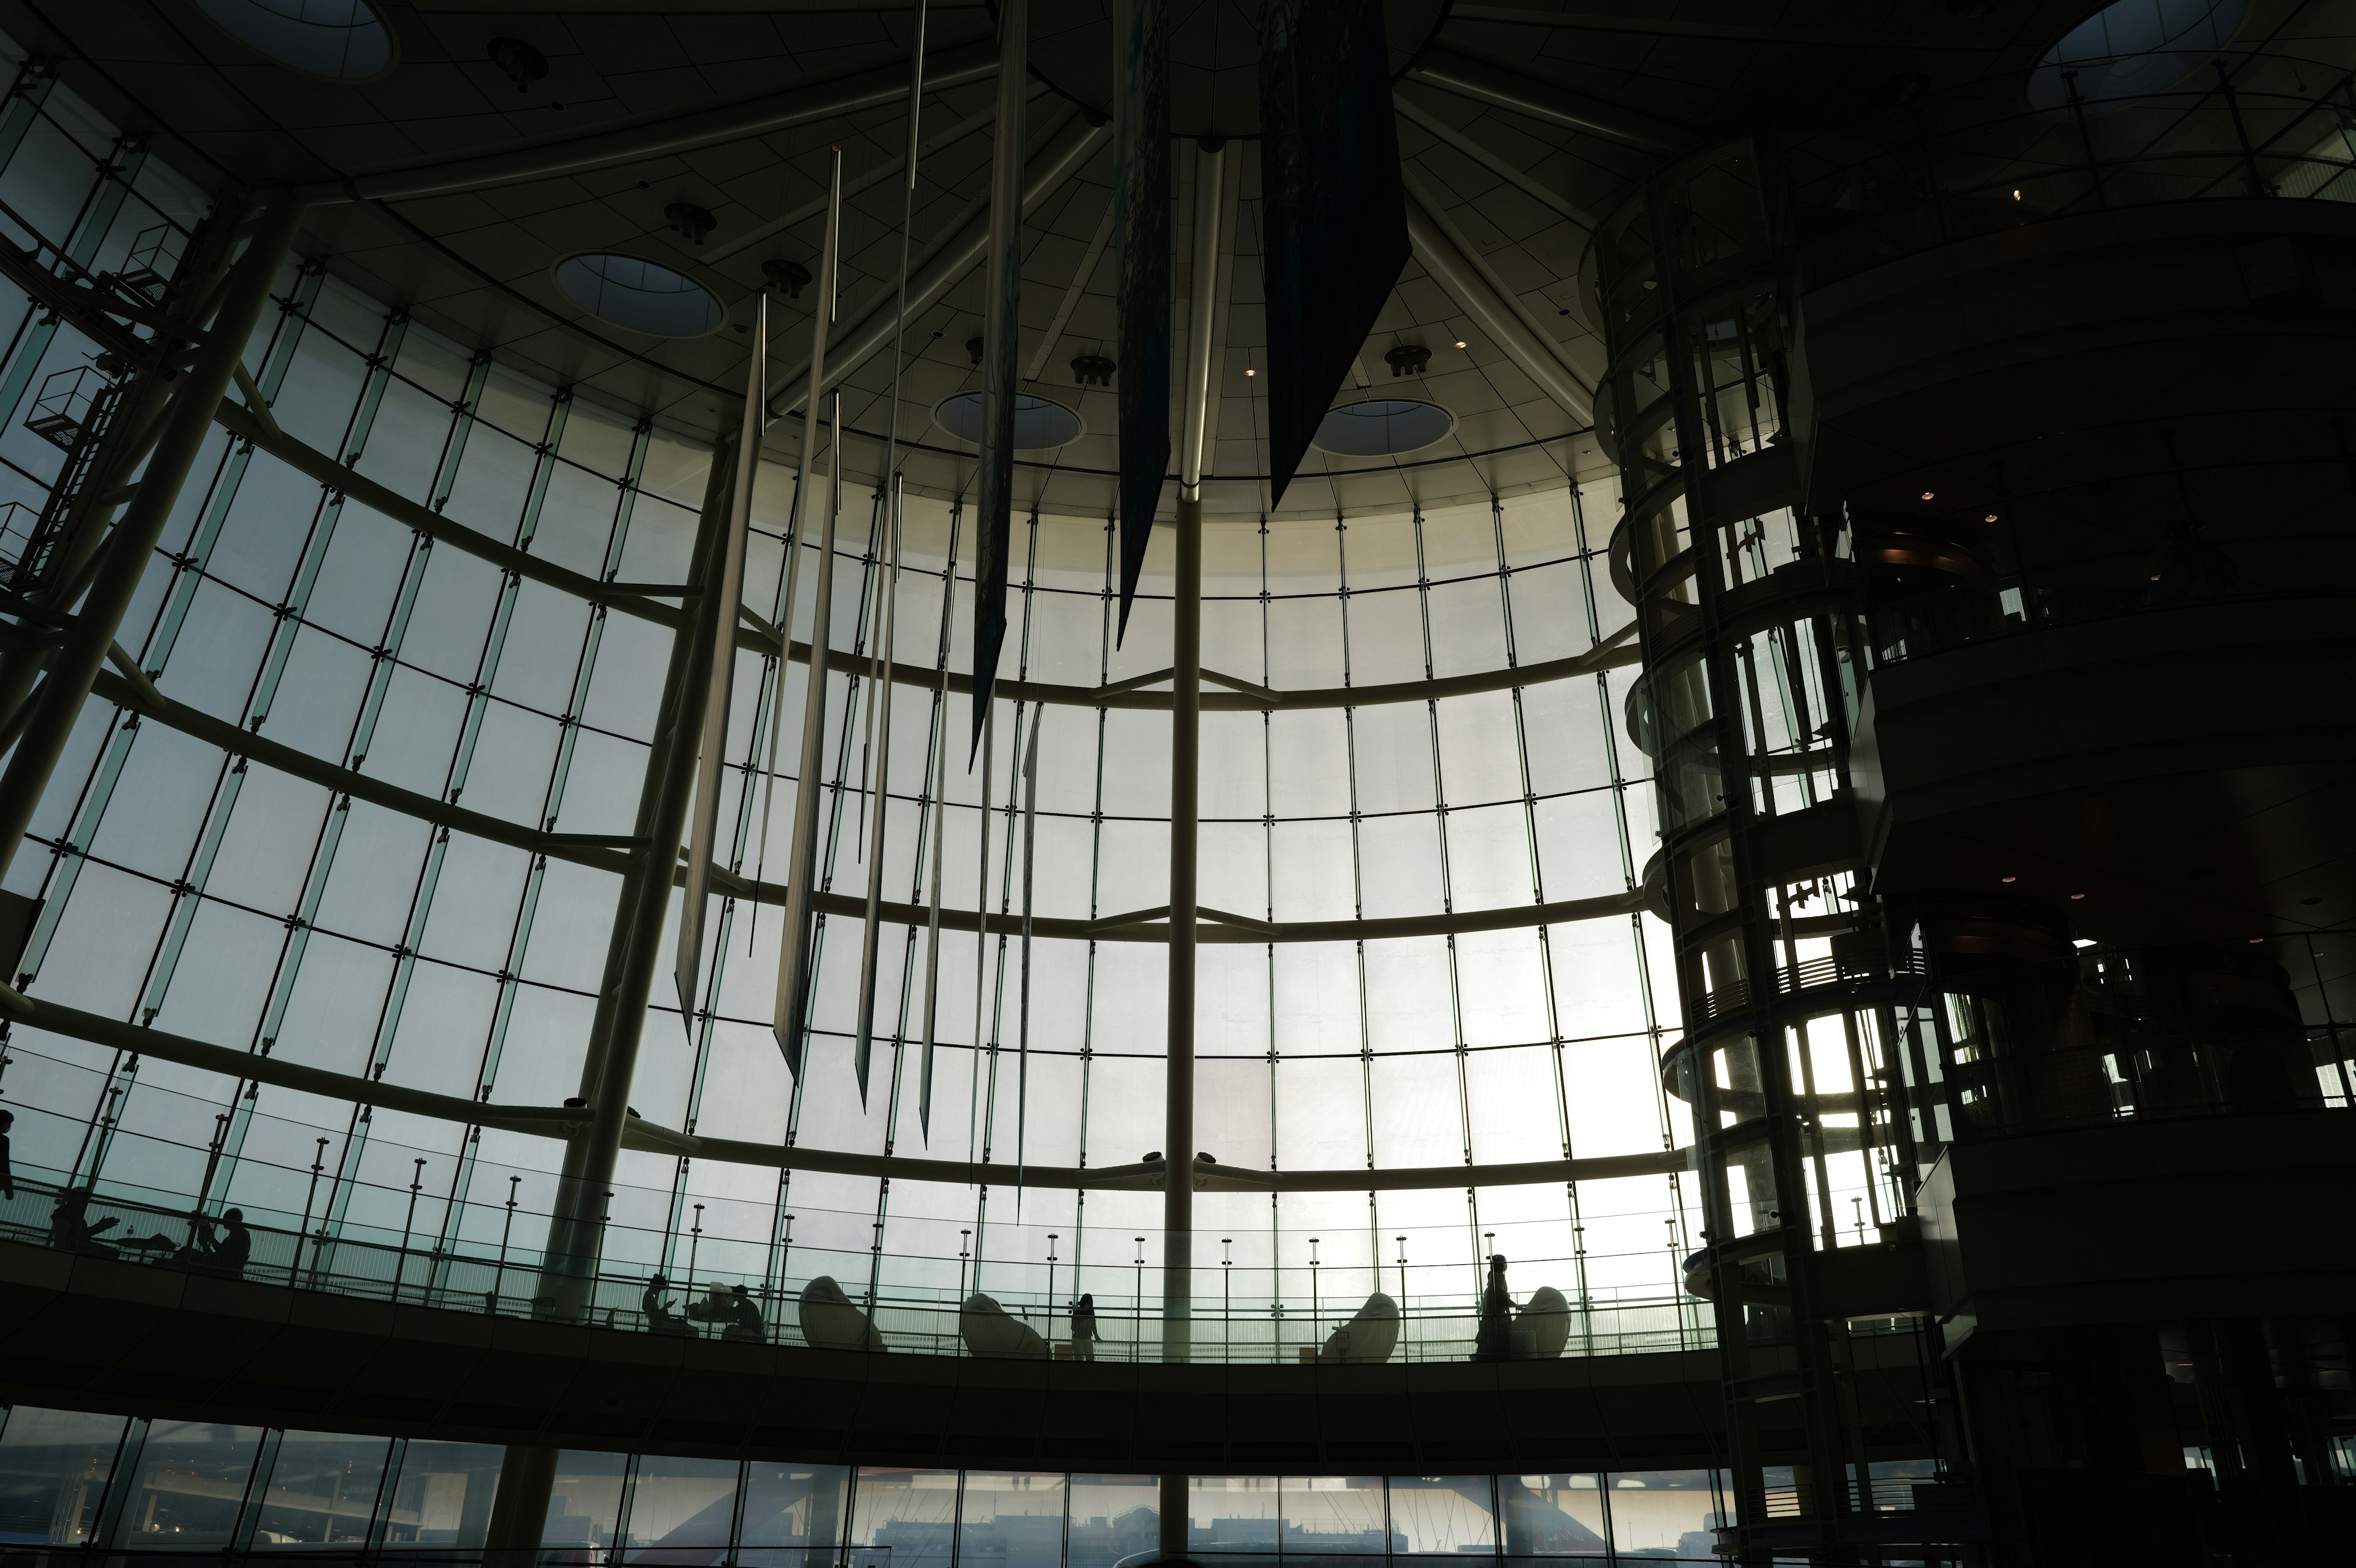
[488,36,548,93]
[554,254,724,337]
[763,259,811,299]
[194,0,395,80]
[1384,344,1432,377]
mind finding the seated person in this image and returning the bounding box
[688,1283,766,1342]
[178,1209,250,1277]
[642,1274,696,1334]
[47,1189,118,1256]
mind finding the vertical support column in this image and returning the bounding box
[1163,133,1223,1376]
[540,442,736,1318]
[0,188,302,885]
[1164,488,1199,1369]
[483,1443,558,1568]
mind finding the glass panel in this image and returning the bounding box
[1280,1475,1388,1556]
[737,1461,849,1566]
[846,1467,959,1568]
[0,1406,126,1545]
[626,1455,741,1562]
[251,1431,391,1547]
[110,1420,264,1549]
[956,1472,1065,1568]
[1498,1474,1606,1559]
[542,1451,629,1556]
[1386,1475,1497,1562]
[379,1440,503,1551]
[1603,1470,1725,1558]
[1187,1474,1277,1557]
[1064,1474,1158,1568]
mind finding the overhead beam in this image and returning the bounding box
[0,985,1687,1191]
[1403,183,1595,421]
[705,89,1042,264]
[1394,88,1594,230]
[1407,47,1687,156]
[766,109,1109,420]
[309,39,1001,204]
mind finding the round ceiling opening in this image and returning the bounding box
[193,0,396,80]
[934,393,1084,451]
[1313,399,1455,457]
[554,254,725,338]
[2028,0,2244,113]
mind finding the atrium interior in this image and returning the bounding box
[0,0,2345,1564]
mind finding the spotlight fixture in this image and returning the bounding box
[1384,343,1432,377]
[1070,353,1115,387]
[761,258,811,298]
[664,203,717,246]
[2012,188,2022,199]
[488,36,549,94]
[1244,367,1256,377]
[966,336,985,366]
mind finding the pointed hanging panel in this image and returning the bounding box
[1257,0,1409,509]
[1113,0,1171,643]
[971,0,1028,750]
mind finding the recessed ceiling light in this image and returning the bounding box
[2001,875,2016,883]
[2069,893,2086,900]
[1983,513,1998,523]
[1454,339,1468,349]
[1245,367,1255,377]
[1919,491,1935,501]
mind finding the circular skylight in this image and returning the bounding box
[2028,0,2244,113]
[934,392,1084,450]
[554,254,724,338]
[193,0,396,80]
[1313,398,1455,457]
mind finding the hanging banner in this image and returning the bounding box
[1258,0,1408,508]
[971,0,1028,750]
[1113,0,1171,642]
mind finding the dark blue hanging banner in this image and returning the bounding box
[1258,0,1408,509]
[1114,0,1171,642]
[973,0,1029,751]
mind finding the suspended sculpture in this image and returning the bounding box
[970,0,1029,750]
[1257,0,1409,506]
[1112,0,1171,640]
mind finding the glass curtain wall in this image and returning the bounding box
[0,1405,1742,1566]
[0,40,1697,1343]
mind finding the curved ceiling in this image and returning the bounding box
[6,0,2095,518]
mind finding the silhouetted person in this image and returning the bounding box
[643,1274,693,1333]
[1071,1293,1099,1360]
[1474,1253,1514,1362]
[48,1188,117,1256]
[718,1283,765,1342]
[188,1208,250,1277]
[0,1109,13,1200]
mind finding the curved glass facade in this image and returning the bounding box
[0,50,1696,1351]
